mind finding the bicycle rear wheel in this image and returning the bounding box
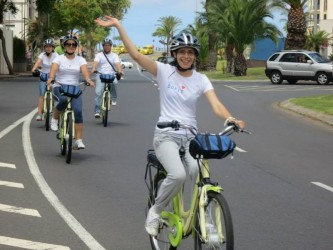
[102,92,109,127]
[148,172,177,250]
[194,191,233,250]
[45,93,51,131]
[65,115,73,164]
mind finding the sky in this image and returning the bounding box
[110,0,285,49]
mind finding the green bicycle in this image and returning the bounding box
[145,121,248,250]
[53,80,87,164]
[94,71,115,127]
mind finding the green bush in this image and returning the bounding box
[13,37,26,63]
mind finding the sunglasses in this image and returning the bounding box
[65,43,77,47]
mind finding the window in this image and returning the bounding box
[280,53,297,63]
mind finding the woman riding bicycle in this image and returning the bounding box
[31,38,59,121]
[95,16,245,236]
[47,34,95,149]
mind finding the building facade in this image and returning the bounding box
[308,0,333,56]
[3,0,37,42]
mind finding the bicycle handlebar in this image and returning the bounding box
[51,79,90,86]
[157,120,251,136]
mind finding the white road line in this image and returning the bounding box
[22,110,107,250]
[0,109,36,140]
[0,162,16,168]
[224,85,240,92]
[0,236,70,250]
[0,203,41,217]
[0,180,24,188]
[311,182,333,193]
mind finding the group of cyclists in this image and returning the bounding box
[31,15,246,238]
[31,35,123,149]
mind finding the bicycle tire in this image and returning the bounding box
[45,93,51,131]
[194,191,234,250]
[65,114,73,164]
[148,172,177,250]
[103,92,109,127]
[60,118,66,156]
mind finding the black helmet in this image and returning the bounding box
[102,38,113,46]
[170,33,200,55]
[62,34,78,47]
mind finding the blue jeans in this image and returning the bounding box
[94,74,117,113]
[52,86,83,123]
[38,81,47,96]
[152,130,198,213]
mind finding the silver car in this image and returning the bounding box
[265,50,333,84]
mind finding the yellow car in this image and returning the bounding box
[139,45,154,55]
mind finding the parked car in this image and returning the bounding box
[121,60,133,69]
[139,45,154,55]
[156,56,174,64]
[265,50,333,84]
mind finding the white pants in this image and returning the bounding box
[152,130,199,213]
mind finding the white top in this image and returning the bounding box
[156,62,213,132]
[94,51,120,74]
[52,55,87,87]
[38,52,59,73]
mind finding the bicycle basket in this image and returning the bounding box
[189,133,236,159]
[100,74,115,83]
[40,73,49,82]
[60,85,82,98]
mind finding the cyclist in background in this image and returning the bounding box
[54,36,65,55]
[95,16,245,236]
[91,38,123,118]
[47,35,95,149]
[31,38,59,121]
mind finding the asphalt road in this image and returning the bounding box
[1,61,333,250]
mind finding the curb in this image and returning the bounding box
[278,99,333,127]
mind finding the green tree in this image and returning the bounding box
[306,30,332,52]
[207,0,281,76]
[152,16,182,55]
[272,0,307,49]
[0,0,18,74]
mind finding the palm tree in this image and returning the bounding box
[272,0,307,49]
[208,0,281,76]
[306,30,332,52]
[0,0,18,75]
[152,16,182,55]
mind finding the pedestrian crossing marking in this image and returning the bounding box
[0,180,24,188]
[0,162,16,169]
[0,236,70,250]
[0,203,41,217]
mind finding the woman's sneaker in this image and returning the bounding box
[35,114,43,121]
[73,139,85,150]
[50,118,58,131]
[145,206,160,236]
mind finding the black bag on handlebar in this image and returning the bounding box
[60,85,82,98]
[100,74,115,83]
[189,133,236,159]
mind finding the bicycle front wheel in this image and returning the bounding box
[45,93,51,131]
[65,114,73,164]
[148,172,177,250]
[194,191,234,250]
[102,92,109,127]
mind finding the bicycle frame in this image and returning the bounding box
[60,98,75,141]
[43,85,53,112]
[160,159,224,247]
[101,82,110,112]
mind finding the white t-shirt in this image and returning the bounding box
[38,52,59,73]
[156,62,213,131]
[52,55,87,87]
[94,52,120,74]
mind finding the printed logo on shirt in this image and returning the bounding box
[167,83,186,94]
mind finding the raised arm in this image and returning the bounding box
[95,16,157,77]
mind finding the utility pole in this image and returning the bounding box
[313,0,318,34]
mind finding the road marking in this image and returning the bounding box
[312,182,333,193]
[0,236,70,250]
[224,85,240,92]
[0,162,16,168]
[22,109,107,250]
[0,203,41,217]
[0,180,24,188]
[0,109,36,140]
